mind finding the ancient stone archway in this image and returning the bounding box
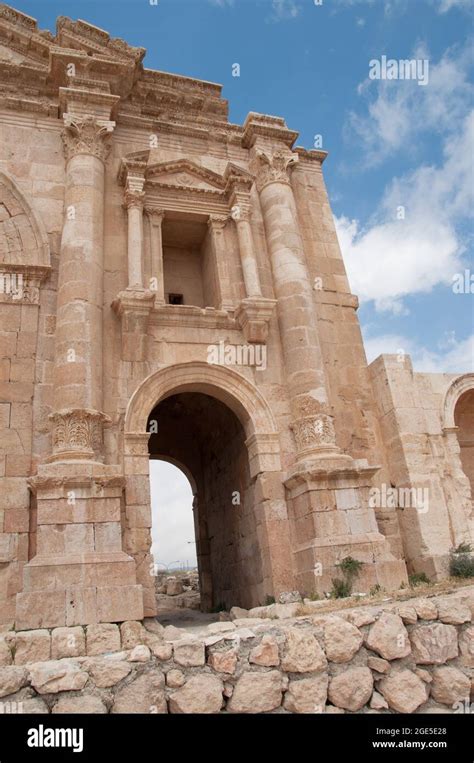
[454,389,474,498]
[123,362,292,616]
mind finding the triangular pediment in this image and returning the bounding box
[146,160,226,192]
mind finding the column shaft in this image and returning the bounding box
[147,209,165,303]
[235,217,262,298]
[126,200,144,289]
[54,152,106,413]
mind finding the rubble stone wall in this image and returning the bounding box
[0,587,472,714]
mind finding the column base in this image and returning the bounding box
[16,463,144,629]
[16,555,143,630]
[285,459,409,596]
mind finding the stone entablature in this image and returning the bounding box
[0,6,471,631]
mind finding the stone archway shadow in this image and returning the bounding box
[124,360,282,478]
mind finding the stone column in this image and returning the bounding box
[229,193,276,344]
[15,111,144,629]
[112,165,154,362]
[51,114,114,461]
[231,202,262,298]
[146,208,165,304]
[251,146,346,464]
[207,215,234,311]
[124,185,145,289]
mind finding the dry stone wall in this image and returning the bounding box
[0,587,472,714]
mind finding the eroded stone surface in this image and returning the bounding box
[366,613,411,660]
[410,623,458,664]
[228,671,283,713]
[323,618,363,663]
[430,666,471,706]
[379,670,428,713]
[283,674,328,714]
[169,675,223,714]
[328,667,373,711]
[112,671,166,714]
[282,629,327,673]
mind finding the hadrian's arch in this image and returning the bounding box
[123,362,289,614]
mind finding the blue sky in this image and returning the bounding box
[15,0,473,564]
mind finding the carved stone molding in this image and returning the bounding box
[251,149,299,192]
[145,207,165,225]
[208,214,228,231]
[123,188,146,210]
[288,395,340,458]
[235,297,276,344]
[62,115,115,162]
[112,288,155,361]
[48,408,110,461]
[291,413,337,453]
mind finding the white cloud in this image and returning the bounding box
[334,0,471,11]
[337,35,473,315]
[336,112,473,312]
[268,0,301,21]
[438,0,473,11]
[363,331,474,373]
[347,43,472,166]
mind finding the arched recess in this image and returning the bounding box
[122,362,288,616]
[443,373,474,430]
[0,169,51,273]
[441,373,474,548]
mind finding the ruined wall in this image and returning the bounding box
[370,356,474,577]
[0,587,472,714]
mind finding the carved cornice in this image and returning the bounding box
[61,114,115,162]
[251,149,299,193]
[293,146,328,167]
[242,113,298,149]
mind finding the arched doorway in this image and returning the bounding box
[148,392,261,610]
[454,389,474,497]
[123,361,294,617]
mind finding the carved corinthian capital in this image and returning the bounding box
[290,395,338,456]
[251,149,299,192]
[49,408,110,461]
[62,115,115,163]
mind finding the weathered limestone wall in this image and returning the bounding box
[370,356,474,577]
[0,117,63,625]
[0,587,472,714]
